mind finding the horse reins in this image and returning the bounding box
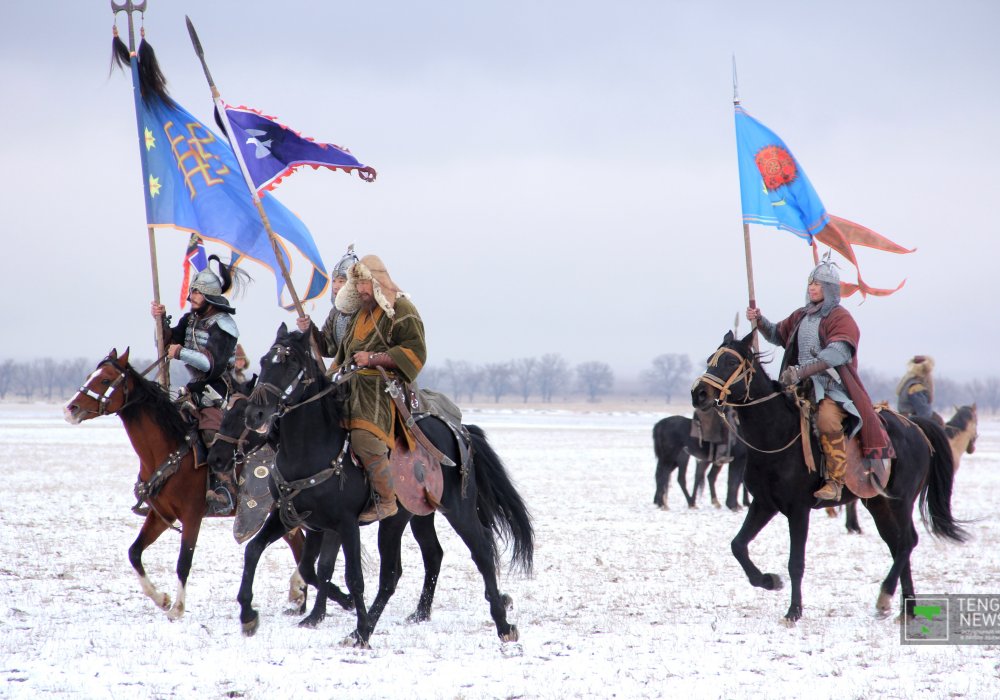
[75,353,169,417]
[698,346,802,455]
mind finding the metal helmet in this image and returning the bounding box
[189,255,236,313]
[808,258,840,286]
[331,243,359,280]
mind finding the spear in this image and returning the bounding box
[185,16,326,370]
[111,0,169,388]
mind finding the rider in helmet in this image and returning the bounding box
[151,254,243,515]
[746,255,893,501]
[296,243,360,354]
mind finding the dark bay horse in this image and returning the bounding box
[691,331,967,623]
[239,325,534,646]
[653,415,748,511]
[63,349,307,619]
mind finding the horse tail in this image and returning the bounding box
[652,420,665,460]
[466,424,535,576]
[913,416,968,542]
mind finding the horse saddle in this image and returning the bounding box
[232,446,277,544]
[390,437,443,516]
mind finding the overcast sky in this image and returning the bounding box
[1,1,997,382]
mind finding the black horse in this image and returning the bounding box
[691,331,967,622]
[652,415,749,511]
[239,325,534,646]
[207,376,356,616]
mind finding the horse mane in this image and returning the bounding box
[945,406,974,431]
[284,331,349,420]
[117,365,191,443]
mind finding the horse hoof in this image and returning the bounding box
[761,573,783,591]
[876,592,894,615]
[781,616,798,628]
[298,615,324,629]
[166,604,185,621]
[659,504,669,511]
[712,499,722,509]
[501,594,514,611]
[500,625,520,643]
[340,631,370,648]
[241,615,259,637]
[156,594,171,611]
[406,610,430,624]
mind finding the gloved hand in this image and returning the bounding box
[780,361,831,387]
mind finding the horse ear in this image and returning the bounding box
[249,373,258,389]
[740,330,755,346]
[723,330,734,344]
[120,347,131,365]
[109,348,118,360]
[277,322,288,338]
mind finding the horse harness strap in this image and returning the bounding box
[131,431,196,531]
[269,464,340,531]
[715,404,802,456]
[791,389,818,473]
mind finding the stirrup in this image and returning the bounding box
[813,480,842,502]
[206,488,234,515]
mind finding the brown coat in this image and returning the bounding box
[774,306,894,459]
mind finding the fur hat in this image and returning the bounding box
[234,344,248,362]
[906,355,934,376]
[335,254,405,317]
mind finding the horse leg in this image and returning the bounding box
[844,500,862,535]
[725,460,741,511]
[654,458,671,509]
[128,514,173,612]
[282,527,308,609]
[678,460,696,508]
[339,522,373,648]
[782,508,810,624]
[690,460,709,508]
[363,514,410,632]
[865,498,916,617]
[406,514,443,623]
[731,499,782,591]
[299,532,339,628]
[446,509,519,642]
[166,516,202,621]
[707,462,723,508]
[237,512,289,636]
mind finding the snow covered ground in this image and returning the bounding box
[1,402,998,699]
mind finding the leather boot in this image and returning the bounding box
[206,469,237,516]
[358,457,398,523]
[814,432,848,501]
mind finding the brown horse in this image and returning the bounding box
[63,348,306,619]
[945,404,978,472]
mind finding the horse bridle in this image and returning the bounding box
[75,362,132,417]
[697,345,801,454]
[247,343,354,419]
[213,391,258,466]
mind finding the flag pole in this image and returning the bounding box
[733,56,759,350]
[185,17,326,371]
[112,0,169,388]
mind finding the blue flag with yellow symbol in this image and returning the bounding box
[734,105,830,243]
[138,94,328,307]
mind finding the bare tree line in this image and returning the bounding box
[4,353,1000,413]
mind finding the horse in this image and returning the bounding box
[945,404,978,472]
[207,376,355,615]
[652,415,749,511]
[691,331,967,623]
[237,324,534,646]
[62,349,308,619]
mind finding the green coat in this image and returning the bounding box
[334,296,426,445]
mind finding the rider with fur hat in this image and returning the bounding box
[332,254,426,523]
[896,355,935,420]
[151,254,244,514]
[296,243,360,353]
[747,255,893,502]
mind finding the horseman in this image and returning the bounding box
[328,254,426,523]
[896,355,935,420]
[296,243,360,354]
[746,256,893,501]
[151,254,243,514]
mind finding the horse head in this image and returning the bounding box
[244,323,322,434]
[208,373,264,473]
[691,330,770,411]
[63,347,133,424]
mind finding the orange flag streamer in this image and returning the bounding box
[812,215,915,298]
